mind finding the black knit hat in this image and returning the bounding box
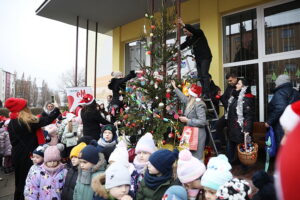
[149,149,179,175]
[79,140,99,164]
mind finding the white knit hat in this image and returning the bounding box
[177,149,206,184]
[108,140,129,167]
[280,100,300,133]
[105,162,131,189]
[135,133,157,154]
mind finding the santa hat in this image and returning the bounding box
[279,100,300,133]
[188,84,202,98]
[275,122,300,200]
[66,113,76,122]
[4,97,27,119]
[135,132,157,154]
[78,94,94,106]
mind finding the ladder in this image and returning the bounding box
[203,98,219,155]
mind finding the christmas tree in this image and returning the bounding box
[118,1,190,145]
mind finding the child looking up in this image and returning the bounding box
[98,124,118,151]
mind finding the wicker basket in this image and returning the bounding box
[237,142,258,166]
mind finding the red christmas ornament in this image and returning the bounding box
[146,51,152,55]
[131,123,136,127]
[166,92,171,99]
[174,113,179,119]
[150,25,156,29]
[162,140,166,145]
[172,57,176,61]
[178,110,183,115]
[168,133,175,138]
[123,114,129,120]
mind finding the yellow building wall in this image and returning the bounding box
[112,0,272,86]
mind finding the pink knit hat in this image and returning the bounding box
[135,133,157,154]
[177,149,206,184]
[44,144,64,162]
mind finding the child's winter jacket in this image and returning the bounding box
[61,165,79,200]
[59,119,80,147]
[0,127,11,156]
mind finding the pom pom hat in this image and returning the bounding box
[44,144,64,162]
[4,97,27,119]
[177,149,206,183]
[135,132,157,154]
[279,100,300,133]
[79,94,95,106]
[162,185,188,200]
[201,154,233,191]
[108,140,129,166]
[188,84,202,98]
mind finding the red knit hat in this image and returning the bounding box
[5,98,27,119]
[78,94,94,106]
[188,84,202,98]
[279,100,300,133]
[276,122,300,200]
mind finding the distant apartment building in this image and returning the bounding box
[0,68,16,104]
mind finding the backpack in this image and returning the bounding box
[265,126,276,157]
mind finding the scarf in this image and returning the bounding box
[42,162,64,176]
[133,157,146,174]
[225,86,248,132]
[144,169,172,190]
[77,168,93,185]
[97,138,117,148]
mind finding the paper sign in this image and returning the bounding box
[66,87,93,112]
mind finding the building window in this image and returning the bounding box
[125,40,147,74]
[264,1,300,54]
[223,9,258,63]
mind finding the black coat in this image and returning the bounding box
[220,84,236,110]
[7,107,60,200]
[81,107,111,141]
[108,70,136,107]
[267,82,300,145]
[209,80,221,114]
[227,90,255,143]
[180,24,212,61]
[61,165,78,200]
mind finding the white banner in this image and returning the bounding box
[66,87,93,112]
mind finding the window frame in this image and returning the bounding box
[221,0,300,121]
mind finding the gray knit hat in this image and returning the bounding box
[105,162,131,189]
[275,74,290,87]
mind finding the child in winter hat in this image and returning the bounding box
[109,140,139,198]
[201,154,233,200]
[98,124,118,150]
[61,142,87,200]
[44,124,59,146]
[134,132,157,174]
[162,185,188,200]
[176,149,206,200]
[24,144,68,200]
[92,162,132,200]
[73,140,106,200]
[0,119,13,174]
[136,149,179,200]
[216,178,252,200]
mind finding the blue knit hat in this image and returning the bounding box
[162,185,188,200]
[79,140,99,164]
[101,124,117,138]
[33,144,48,157]
[201,154,233,191]
[148,149,179,175]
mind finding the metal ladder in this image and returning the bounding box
[203,98,219,155]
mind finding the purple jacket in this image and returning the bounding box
[0,127,12,156]
[24,163,68,200]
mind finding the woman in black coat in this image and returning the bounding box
[5,97,60,200]
[80,95,112,141]
[225,79,254,163]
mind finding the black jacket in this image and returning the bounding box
[7,107,60,199]
[220,84,236,110]
[209,80,221,114]
[108,70,136,107]
[61,165,78,200]
[227,89,255,143]
[81,107,111,141]
[180,24,212,61]
[267,82,300,144]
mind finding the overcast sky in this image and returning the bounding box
[0,0,109,90]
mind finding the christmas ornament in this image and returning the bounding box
[150,25,156,29]
[166,105,171,111]
[162,140,166,145]
[159,102,164,107]
[119,90,123,94]
[168,133,175,138]
[155,96,159,100]
[174,113,179,119]
[150,33,154,37]
[154,82,158,89]
[146,51,151,55]
[145,13,149,17]
[166,88,171,93]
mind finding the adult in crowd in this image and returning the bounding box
[79,94,111,141]
[171,80,207,160]
[106,95,113,112]
[225,78,254,164]
[5,97,60,200]
[208,74,221,115]
[41,101,55,117]
[108,70,136,121]
[265,74,300,149]
[213,72,238,151]
[178,17,212,99]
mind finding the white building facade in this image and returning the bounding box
[0,68,16,104]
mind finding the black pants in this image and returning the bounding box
[215,115,227,145]
[196,58,211,95]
